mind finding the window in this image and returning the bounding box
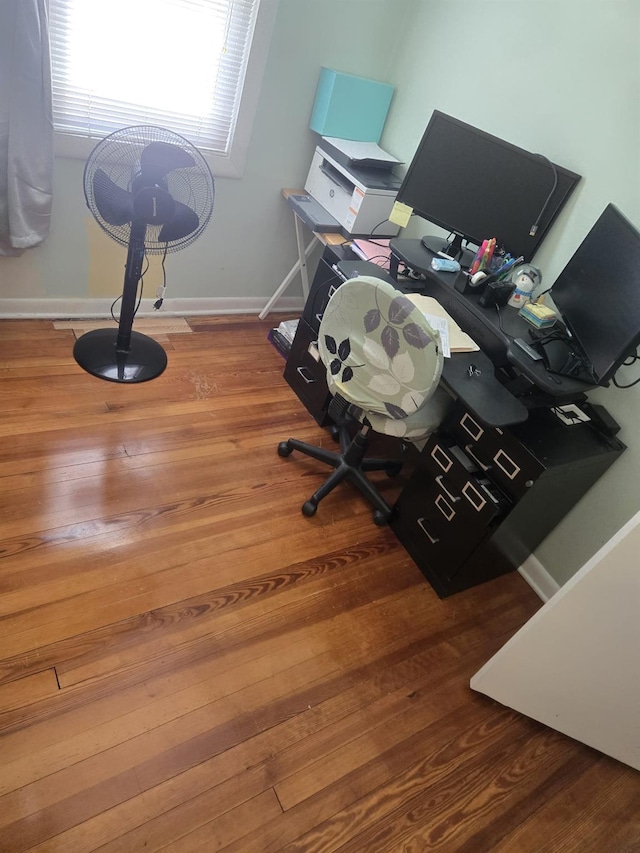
[49,0,278,176]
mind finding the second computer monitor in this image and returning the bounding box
[551,203,640,385]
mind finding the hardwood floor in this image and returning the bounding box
[0,316,638,852]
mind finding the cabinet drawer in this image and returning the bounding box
[302,257,344,334]
[417,435,509,517]
[392,479,484,583]
[391,457,501,583]
[445,404,544,500]
[283,318,331,424]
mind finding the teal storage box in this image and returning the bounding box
[309,67,394,142]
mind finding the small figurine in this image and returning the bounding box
[507,263,543,309]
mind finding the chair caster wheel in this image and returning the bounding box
[329,425,340,442]
[302,500,318,517]
[278,441,293,458]
[386,463,403,478]
[373,510,390,526]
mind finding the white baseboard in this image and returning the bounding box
[518,553,561,602]
[0,296,305,319]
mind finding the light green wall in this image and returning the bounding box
[380,0,640,585]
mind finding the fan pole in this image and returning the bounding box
[117,221,147,353]
[73,217,168,382]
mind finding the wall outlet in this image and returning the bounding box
[554,404,591,425]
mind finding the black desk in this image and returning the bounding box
[390,238,596,403]
[283,241,625,598]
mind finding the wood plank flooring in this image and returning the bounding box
[0,315,638,852]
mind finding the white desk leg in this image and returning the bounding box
[259,216,317,319]
[294,214,311,300]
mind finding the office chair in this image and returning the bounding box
[278,276,451,524]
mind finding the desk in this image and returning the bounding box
[282,238,626,597]
[389,237,596,400]
[258,189,346,320]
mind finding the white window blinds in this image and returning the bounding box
[49,0,260,155]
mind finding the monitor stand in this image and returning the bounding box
[420,233,475,267]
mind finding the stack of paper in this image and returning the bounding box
[321,137,401,167]
[519,302,557,329]
[351,238,391,268]
[406,294,480,357]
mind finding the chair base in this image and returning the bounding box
[277,423,402,524]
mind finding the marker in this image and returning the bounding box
[481,237,495,271]
[470,240,488,275]
[497,254,524,279]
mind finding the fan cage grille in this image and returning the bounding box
[83,125,215,254]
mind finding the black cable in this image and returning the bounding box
[162,243,168,288]
[529,155,558,237]
[134,253,149,317]
[111,253,148,322]
[366,214,415,246]
[494,303,506,333]
[613,372,640,389]
[367,218,393,243]
[357,254,390,267]
[110,295,120,323]
[154,243,169,309]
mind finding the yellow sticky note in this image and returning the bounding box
[389,201,413,228]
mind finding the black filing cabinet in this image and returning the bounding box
[391,401,625,597]
[283,316,332,425]
[301,247,346,334]
[284,244,400,424]
[283,245,347,425]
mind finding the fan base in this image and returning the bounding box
[74,329,168,383]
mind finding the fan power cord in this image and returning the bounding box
[154,286,166,310]
[154,243,169,310]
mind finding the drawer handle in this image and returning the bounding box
[462,481,487,511]
[493,449,521,480]
[296,366,316,384]
[417,517,439,544]
[464,444,492,472]
[435,475,460,502]
[435,494,455,522]
[460,412,484,440]
[430,444,453,473]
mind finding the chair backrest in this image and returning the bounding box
[318,276,443,422]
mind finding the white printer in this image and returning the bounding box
[304,140,402,237]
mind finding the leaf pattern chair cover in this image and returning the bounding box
[278,276,451,524]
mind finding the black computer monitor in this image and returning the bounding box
[551,204,640,385]
[396,110,581,262]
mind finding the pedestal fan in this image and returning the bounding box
[74,126,215,382]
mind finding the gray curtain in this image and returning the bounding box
[0,0,53,256]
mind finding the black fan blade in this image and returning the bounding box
[140,142,195,182]
[93,169,134,226]
[158,202,199,243]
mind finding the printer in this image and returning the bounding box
[304,141,403,237]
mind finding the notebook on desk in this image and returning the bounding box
[406,294,480,355]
